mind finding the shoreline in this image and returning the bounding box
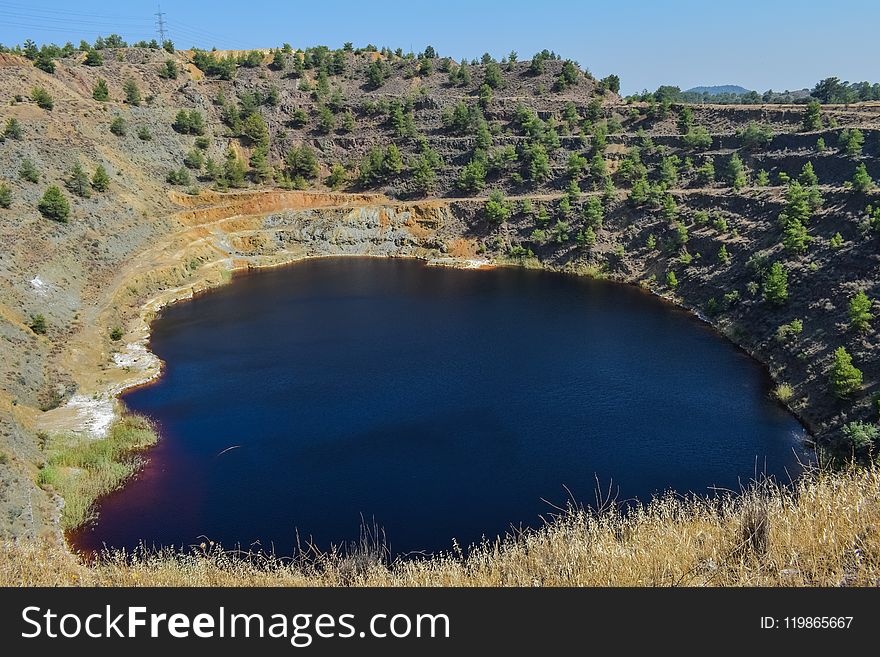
[30,194,819,555]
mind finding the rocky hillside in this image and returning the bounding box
[1,44,879,542]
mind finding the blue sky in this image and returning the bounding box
[1,0,877,94]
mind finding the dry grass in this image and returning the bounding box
[3,465,879,587]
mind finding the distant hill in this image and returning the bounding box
[684,85,752,96]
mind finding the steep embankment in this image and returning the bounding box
[1,45,879,575]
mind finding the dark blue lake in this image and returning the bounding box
[74,257,808,556]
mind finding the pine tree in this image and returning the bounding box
[38,186,70,222]
[763,262,788,305]
[84,48,103,66]
[848,291,874,331]
[726,153,746,190]
[92,78,109,101]
[123,78,141,106]
[829,347,862,398]
[326,163,346,190]
[20,158,40,183]
[384,144,404,175]
[802,100,821,131]
[852,163,874,192]
[91,164,110,192]
[248,149,272,183]
[66,163,91,198]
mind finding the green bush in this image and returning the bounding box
[84,48,103,66]
[852,163,874,192]
[840,421,878,457]
[31,87,53,110]
[848,291,874,331]
[166,167,191,186]
[38,186,70,222]
[762,262,788,305]
[0,183,12,209]
[91,165,110,192]
[123,78,141,106]
[172,109,206,135]
[66,163,91,198]
[484,189,511,223]
[802,100,822,131]
[30,314,48,334]
[739,122,773,149]
[830,346,862,398]
[19,158,40,183]
[109,115,126,136]
[4,117,23,139]
[92,78,109,101]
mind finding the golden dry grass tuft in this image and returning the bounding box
[3,465,879,587]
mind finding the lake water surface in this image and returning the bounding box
[73,258,808,556]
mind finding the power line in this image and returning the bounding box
[155,5,167,43]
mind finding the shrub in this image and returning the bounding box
[316,105,335,134]
[123,78,141,106]
[683,125,712,150]
[91,165,110,192]
[484,62,502,89]
[289,107,308,128]
[366,60,387,88]
[802,100,821,131]
[484,190,511,223]
[839,128,864,157]
[31,87,53,110]
[830,232,844,248]
[326,163,346,190]
[137,125,152,141]
[840,421,878,457]
[776,319,803,341]
[829,346,862,398]
[158,60,178,79]
[774,383,794,403]
[696,160,715,184]
[726,153,746,190]
[4,117,23,139]
[848,291,874,331]
[84,48,103,66]
[457,156,488,194]
[66,163,91,198]
[172,109,206,135]
[285,144,319,179]
[110,326,123,341]
[762,262,788,305]
[166,167,191,186]
[0,183,11,209]
[184,149,204,170]
[38,186,70,221]
[109,116,126,136]
[852,163,874,192]
[739,122,773,149]
[20,158,40,183]
[92,78,109,101]
[242,113,270,146]
[30,314,48,334]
